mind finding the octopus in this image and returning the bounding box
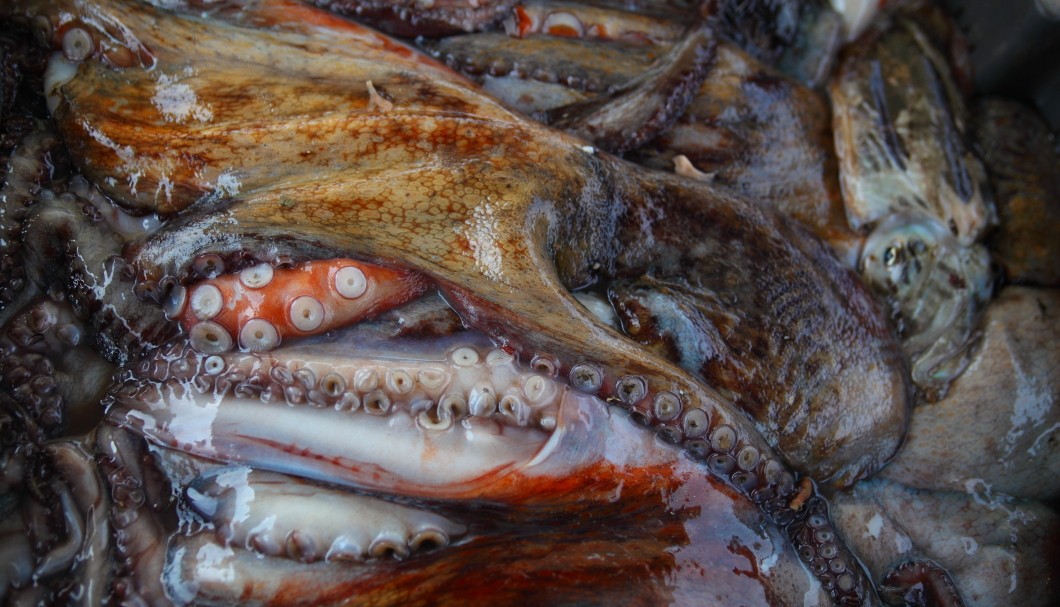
[0,0,1057,606]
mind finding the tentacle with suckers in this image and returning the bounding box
[503,0,687,44]
[0,408,113,606]
[186,468,467,563]
[307,0,518,38]
[0,127,63,315]
[107,334,578,498]
[16,180,176,366]
[0,297,113,433]
[545,19,717,155]
[95,423,173,607]
[170,258,430,353]
[36,440,114,607]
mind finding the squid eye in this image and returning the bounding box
[883,244,902,267]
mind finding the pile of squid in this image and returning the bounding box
[0,0,1057,605]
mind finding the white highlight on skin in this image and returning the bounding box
[962,478,1036,530]
[215,171,242,196]
[163,285,187,319]
[74,182,164,237]
[162,545,194,606]
[759,550,779,574]
[829,0,881,41]
[152,71,214,123]
[865,513,883,540]
[457,200,508,284]
[1029,422,1060,457]
[804,587,820,607]
[1001,350,1051,467]
[213,467,255,530]
[137,383,223,453]
[893,531,912,553]
[192,542,236,585]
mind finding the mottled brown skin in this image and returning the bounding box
[632,41,856,255]
[424,25,854,255]
[971,98,1060,287]
[2,0,913,604]
[547,21,718,155]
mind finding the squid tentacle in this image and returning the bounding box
[546,20,717,154]
[95,424,172,607]
[0,298,113,433]
[0,127,62,316]
[18,185,176,366]
[307,0,517,38]
[39,441,114,607]
[186,469,467,563]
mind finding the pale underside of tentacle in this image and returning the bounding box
[186,468,467,563]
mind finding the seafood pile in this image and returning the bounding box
[0,0,1056,605]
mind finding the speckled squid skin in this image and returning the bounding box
[4,0,914,603]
